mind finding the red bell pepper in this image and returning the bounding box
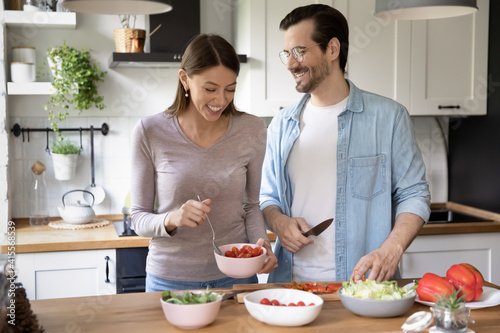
[446,263,484,301]
[416,272,455,302]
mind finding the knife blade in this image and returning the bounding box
[302,218,334,237]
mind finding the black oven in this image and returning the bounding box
[116,247,148,294]
[113,213,149,293]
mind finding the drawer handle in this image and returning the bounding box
[438,105,461,109]
[104,256,110,283]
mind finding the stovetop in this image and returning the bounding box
[114,215,138,237]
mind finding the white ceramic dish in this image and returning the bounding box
[160,291,223,329]
[244,288,323,327]
[214,243,266,278]
[405,283,500,309]
[339,287,416,318]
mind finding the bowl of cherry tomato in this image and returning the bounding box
[214,243,267,278]
[243,288,324,326]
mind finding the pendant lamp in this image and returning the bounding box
[61,0,173,15]
[374,0,477,20]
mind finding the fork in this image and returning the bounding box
[197,195,223,255]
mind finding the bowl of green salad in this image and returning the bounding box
[161,289,223,329]
[339,279,416,318]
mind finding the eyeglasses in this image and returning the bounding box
[279,43,323,65]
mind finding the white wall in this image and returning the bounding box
[1,2,447,222]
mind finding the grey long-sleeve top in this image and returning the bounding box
[131,111,268,281]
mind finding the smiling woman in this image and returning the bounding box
[130,34,278,292]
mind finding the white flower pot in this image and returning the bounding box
[47,56,78,93]
[52,153,79,180]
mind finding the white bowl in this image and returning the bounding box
[160,291,222,329]
[339,287,416,318]
[214,243,266,278]
[244,288,323,326]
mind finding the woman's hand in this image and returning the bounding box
[255,238,278,274]
[163,198,212,232]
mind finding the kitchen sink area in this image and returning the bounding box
[427,209,494,224]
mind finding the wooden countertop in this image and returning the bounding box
[29,280,500,333]
[3,202,500,254]
[1,215,150,254]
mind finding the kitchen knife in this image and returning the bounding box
[302,218,334,237]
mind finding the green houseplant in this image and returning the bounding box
[44,42,106,133]
[50,139,81,181]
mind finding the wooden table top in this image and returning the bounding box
[29,280,500,333]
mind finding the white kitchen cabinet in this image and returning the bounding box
[240,0,489,116]
[346,0,489,116]
[3,10,76,96]
[15,249,117,300]
[399,232,500,285]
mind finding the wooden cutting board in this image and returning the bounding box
[232,282,344,303]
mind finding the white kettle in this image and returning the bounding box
[58,190,96,224]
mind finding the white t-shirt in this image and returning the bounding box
[288,97,347,282]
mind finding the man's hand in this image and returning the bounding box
[350,212,424,282]
[263,206,313,253]
[351,245,402,282]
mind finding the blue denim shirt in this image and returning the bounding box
[260,80,431,283]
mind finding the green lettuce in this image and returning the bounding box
[341,279,414,300]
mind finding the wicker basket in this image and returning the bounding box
[113,28,146,53]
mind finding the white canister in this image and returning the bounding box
[12,46,36,65]
[10,62,36,82]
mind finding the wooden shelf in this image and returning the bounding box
[4,10,76,29]
[7,82,55,95]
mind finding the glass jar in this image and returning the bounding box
[29,161,49,226]
[23,0,46,11]
[431,303,471,332]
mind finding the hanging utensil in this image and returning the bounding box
[84,126,106,205]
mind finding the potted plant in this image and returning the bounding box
[50,138,81,180]
[44,42,106,133]
[431,289,471,332]
[113,15,146,52]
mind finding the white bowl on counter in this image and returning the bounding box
[243,288,323,326]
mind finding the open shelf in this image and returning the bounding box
[7,82,55,95]
[4,10,76,29]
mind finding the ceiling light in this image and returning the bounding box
[374,0,477,20]
[61,0,173,15]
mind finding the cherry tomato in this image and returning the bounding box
[271,299,280,306]
[288,302,296,306]
[308,303,316,306]
[297,301,305,306]
[224,250,236,258]
[260,298,272,305]
[251,247,262,257]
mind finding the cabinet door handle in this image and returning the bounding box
[104,256,110,283]
[438,105,461,109]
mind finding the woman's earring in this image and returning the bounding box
[184,88,189,98]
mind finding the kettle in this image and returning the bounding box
[58,189,96,224]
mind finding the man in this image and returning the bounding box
[260,4,431,283]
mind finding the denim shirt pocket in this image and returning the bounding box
[349,154,387,200]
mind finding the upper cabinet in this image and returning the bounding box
[345,0,489,116]
[239,0,489,117]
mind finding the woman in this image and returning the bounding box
[131,34,277,292]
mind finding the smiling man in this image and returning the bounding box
[260,4,431,283]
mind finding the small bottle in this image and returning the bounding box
[29,161,49,225]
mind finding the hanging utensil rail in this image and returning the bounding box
[10,123,109,154]
[10,123,109,142]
